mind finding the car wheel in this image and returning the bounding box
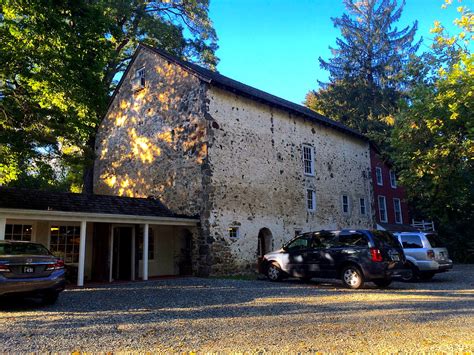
[341,265,364,289]
[400,263,418,282]
[266,262,282,281]
[373,278,392,288]
[43,292,59,305]
[419,271,435,281]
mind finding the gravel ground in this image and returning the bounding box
[1,265,473,353]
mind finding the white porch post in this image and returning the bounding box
[77,220,87,287]
[143,223,149,281]
[0,217,6,240]
[131,228,136,281]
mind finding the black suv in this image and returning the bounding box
[260,230,406,289]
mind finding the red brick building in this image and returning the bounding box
[370,144,411,231]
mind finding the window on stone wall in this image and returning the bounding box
[132,67,146,90]
[376,167,383,186]
[393,198,402,224]
[342,195,350,214]
[306,189,316,211]
[4,224,32,241]
[302,145,315,176]
[229,226,239,238]
[359,198,366,215]
[378,196,388,223]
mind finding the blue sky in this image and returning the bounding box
[209,0,462,104]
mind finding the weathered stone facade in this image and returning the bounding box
[94,45,373,275]
[205,88,372,273]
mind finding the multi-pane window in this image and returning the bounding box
[342,195,350,214]
[229,226,239,238]
[393,198,402,224]
[306,189,316,211]
[302,145,314,176]
[359,198,366,215]
[378,196,388,223]
[390,170,397,188]
[138,227,155,260]
[376,167,383,186]
[4,224,32,241]
[49,225,80,263]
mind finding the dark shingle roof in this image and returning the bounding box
[0,187,195,219]
[140,43,367,141]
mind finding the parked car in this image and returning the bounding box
[393,232,453,282]
[260,229,406,289]
[0,241,66,304]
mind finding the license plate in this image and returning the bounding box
[23,266,34,273]
[391,254,400,261]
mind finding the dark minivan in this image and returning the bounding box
[260,229,406,289]
[0,241,66,304]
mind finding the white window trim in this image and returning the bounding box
[390,170,397,188]
[302,144,315,176]
[393,198,403,224]
[376,167,383,186]
[48,222,82,265]
[378,195,388,223]
[359,197,366,215]
[306,189,316,212]
[341,195,350,214]
[4,221,36,242]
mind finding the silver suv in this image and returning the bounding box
[393,232,453,281]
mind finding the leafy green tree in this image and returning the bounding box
[392,3,473,261]
[305,0,420,150]
[0,0,217,192]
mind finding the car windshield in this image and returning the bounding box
[425,233,442,248]
[0,243,51,256]
[371,231,400,248]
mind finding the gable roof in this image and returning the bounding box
[0,187,196,220]
[138,43,367,141]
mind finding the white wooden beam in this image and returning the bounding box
[0,209,198,226]
[143,223,149,281]
[77,220,87,287]
[0,217,6,240]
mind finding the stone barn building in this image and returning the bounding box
[93,44,374,276]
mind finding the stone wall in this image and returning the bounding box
[93,47,208,217]
[205,87,373,274]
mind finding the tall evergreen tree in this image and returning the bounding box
[305,0,420,150]
[0,0,218,192]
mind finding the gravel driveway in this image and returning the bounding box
[1,265,473,352]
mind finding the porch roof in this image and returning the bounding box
[0,187,198,225]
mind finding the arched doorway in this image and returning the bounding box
[257,228,273,259]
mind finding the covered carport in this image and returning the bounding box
[0,187,199,286]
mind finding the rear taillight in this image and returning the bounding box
[0,264,11,272]
[370,247,383,262]
[46,259,65,271]
[427,250,435,260]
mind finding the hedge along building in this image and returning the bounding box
[94,44,374,276]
